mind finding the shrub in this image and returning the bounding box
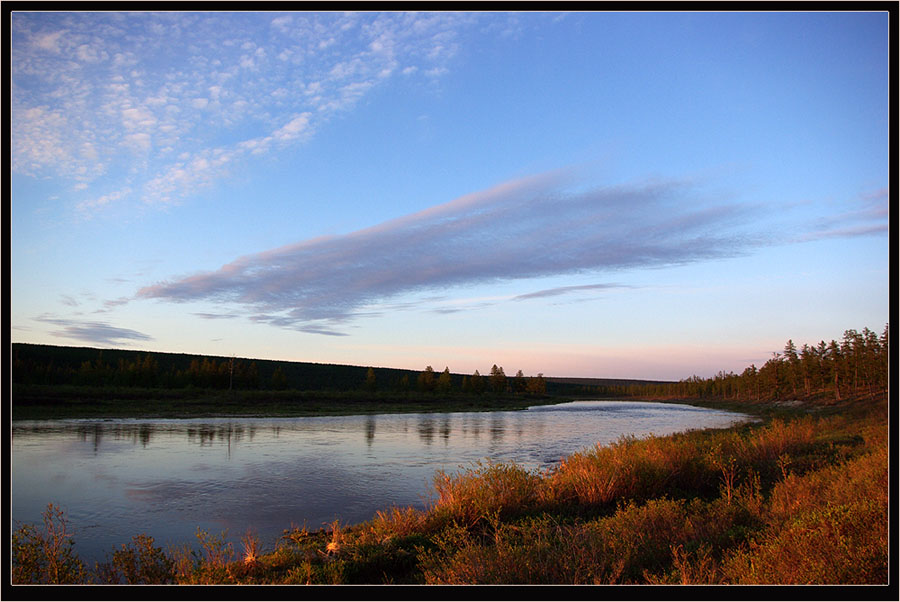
[722,499,888,584]
[722,446,888,584]
[170,528,234,584]
[767,446,888,520]
[420,497,700,584]
[419,515,588,584]
[645,543,720,585]
[543,433,716,510]
[364,505,430,544]
[431,461,542,527]
[11,503,86,584]
[96,533,174,584]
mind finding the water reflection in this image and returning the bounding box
[417,415,434,444]
[13,409,572,451]
[490,415,504,442]
[365,415,375,445]
[12,401,749,565]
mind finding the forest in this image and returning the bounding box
[9,342,662,399]
[10,325,888,404]
[626,326,890,403]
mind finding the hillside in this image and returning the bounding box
[10,342,668,396]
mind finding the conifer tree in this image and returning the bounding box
[364,367,377,392]
[436,367,452,393]
[418,366,436,392]
[490,365,507,393]
[470,370,484,394]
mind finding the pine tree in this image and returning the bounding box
[436,367,452,393]
[470,370,484,394]
[490,365,507,393]
[271,366,288,390]
[827,340,842,400]
[783,340,799,396]
[364,367,377,392]
[512,370,526,394]
[417,366,435,392]
[526,373,547,395]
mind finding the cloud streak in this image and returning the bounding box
[794,188,890,243]
[35,315,154,346]
[137,170,762,334]
[512,283,631,301]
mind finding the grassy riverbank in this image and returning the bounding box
[11,392,889,588]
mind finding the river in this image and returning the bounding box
[10,400,750,564]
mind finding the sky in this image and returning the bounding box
[9,10,891,381]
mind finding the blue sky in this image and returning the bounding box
[10,10,890,380]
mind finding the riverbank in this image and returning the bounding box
[10,382,806,422]
[11,392,889,588]
[10,383,562,420]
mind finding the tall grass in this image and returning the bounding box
[10,396,888,585]
[431,461,543,527]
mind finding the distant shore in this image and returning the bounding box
[10,383,568,420]
[11,381,816,423]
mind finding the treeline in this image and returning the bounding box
[11,347,264,390]
[628,326,890,402]
[393,365,547,396]
[12,324,886,403]
[10,344,549,397]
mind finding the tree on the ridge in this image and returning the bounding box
[364,367,377,392]
[436,367,452,393]
[470,370,484,394]
[490,365,507,393]
[418,366,435,392]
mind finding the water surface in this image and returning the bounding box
[11,400,749,563]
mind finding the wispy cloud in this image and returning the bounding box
[11,12,482,213]
[512,283,630,301]
[35,315,153,346]
[795,188,890,242]
[137,170,762,335]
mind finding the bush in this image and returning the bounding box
[722,499,888,584]
[12,503,86,584]
[722,446,889,584]
[420,497,702,584]
[95,534,174,584]
[431,461,542,527]
[542,432,716,510]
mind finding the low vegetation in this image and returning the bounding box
[11,392,888,586]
